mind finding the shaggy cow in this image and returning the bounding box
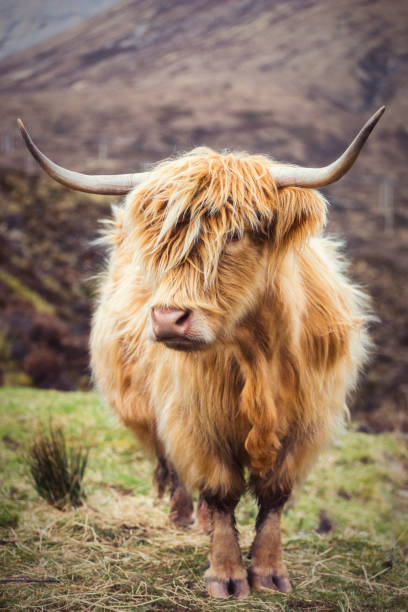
[18,107,384,599]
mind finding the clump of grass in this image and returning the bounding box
[0,506,19,528]
[27,425,88,509]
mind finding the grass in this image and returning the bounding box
[27,425,88,509]
[0,387,407,611]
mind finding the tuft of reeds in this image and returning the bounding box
[27,425,88,509]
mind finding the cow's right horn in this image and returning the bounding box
[17,119,149,195]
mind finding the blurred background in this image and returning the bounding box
[0,0,406,431]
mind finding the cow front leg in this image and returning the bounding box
[153,456,193,527]
[248,480,292,593]
[204,494,250,599]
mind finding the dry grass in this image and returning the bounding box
[0,387,407,611]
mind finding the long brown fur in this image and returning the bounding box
[90,146,370,500]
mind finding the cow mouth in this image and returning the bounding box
[158,337,206,352]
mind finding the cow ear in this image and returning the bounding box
[275,187,326,246]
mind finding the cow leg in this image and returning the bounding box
[193,494,211,534]
[168,468,194,527]
[204,494,250,599]
[248,479,292,593]
[153,456,193,527]
[153,455,170,498]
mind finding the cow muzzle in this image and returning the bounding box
[151,307,202,351]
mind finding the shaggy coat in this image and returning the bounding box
[90,147,370,502]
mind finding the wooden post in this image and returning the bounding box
[1,130,14,153]
[379,179,394,235]
[98,134,108,160]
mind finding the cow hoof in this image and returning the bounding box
[206,577,250,599]
[248,569,292,593]
[169,509,194,528]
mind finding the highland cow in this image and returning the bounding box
[18,107,384,599]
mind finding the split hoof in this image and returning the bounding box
[248,568,292,593]
[206,576,250,599]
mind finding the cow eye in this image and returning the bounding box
[225,232,241,244]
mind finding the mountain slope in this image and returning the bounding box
[0,0,406,178]
[0,0,120,60]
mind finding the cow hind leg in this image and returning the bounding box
[204,494,250,599]
[248,478,292,593]
[153,456,193,527]
[193,494,211,534]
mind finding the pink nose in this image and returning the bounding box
[151,308,193,340]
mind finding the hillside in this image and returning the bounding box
[0,0,406,176]
[0,0,407,429]
[0,172,109,390]
[0,0,120,60]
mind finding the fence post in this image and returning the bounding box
[98,134,108,160]
[379,179,394,235]
[1,130,14,154]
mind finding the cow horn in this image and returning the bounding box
[17,119,149,195]
[270,106,385,189]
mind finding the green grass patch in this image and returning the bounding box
[0,387,407,610]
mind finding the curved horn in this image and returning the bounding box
[271,106,385,189]
[17,119,149,195]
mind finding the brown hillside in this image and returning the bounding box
[0,0,406,176]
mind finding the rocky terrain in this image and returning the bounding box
[0,0,406,429]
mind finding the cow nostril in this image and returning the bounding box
[176,309,191,326]
[151,307,193,340]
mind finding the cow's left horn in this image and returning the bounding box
[17,119,149,195]
[270,106,385,189]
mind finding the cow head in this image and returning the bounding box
[121,147,327,351]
